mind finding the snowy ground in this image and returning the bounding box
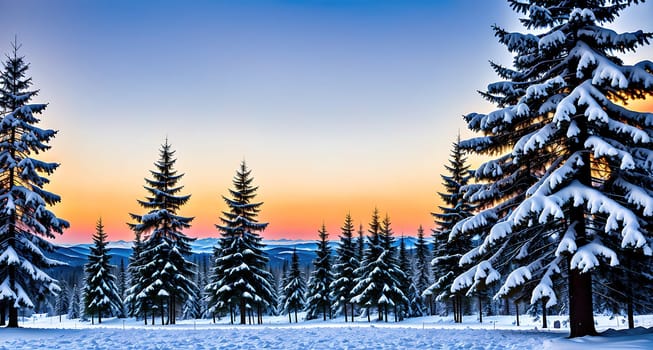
[2,313,653,349]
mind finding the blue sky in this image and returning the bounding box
[1,0,651,242]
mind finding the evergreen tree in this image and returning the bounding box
[206,161,275,325]
[116,259,127,318]
[397,236,413,319]
[127,140,196,325]
[330,213,358,322]
[356,224,365,267]
[182,260,203,320]
[305,224,333,321]
[352,210,407,322]
[0,39,69,328]
[452,0,653,337]
[351,209,383,321]
[413,226,430,315]
[55,280,70,322]
[125,232,144,320]
[426,136,473,322]
[82,218,122,324]
[377,215,409,322]
[67,284,81,320]
[281,249,306,323]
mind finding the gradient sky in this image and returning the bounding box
[1,0,652,243]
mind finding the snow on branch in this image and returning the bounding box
[570,240,619,273]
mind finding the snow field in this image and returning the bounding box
[3,314,653,349]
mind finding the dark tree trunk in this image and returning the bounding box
[515,301,519,327]
[92,314,95,325]
[625,253,634,329]
[367,309,370,322]
[1,302,6,326]
[144,304,148,325]
[323,303,327,321]
[458,295,463,323]
[7,305,18,328]
[213,312,216,324]
[240,299,246,325]
[344,303,348,322]
[627,293,634,329]
[504,298,510,315]
[542,300,547,329]
[98,310,102,324]
[567,114,597,339]
[160,300,165,325]
[294,308,298,323]
[478,295,483,323]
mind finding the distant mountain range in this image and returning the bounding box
[49,236,421,270]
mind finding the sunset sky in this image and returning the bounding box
[1,0,652,243]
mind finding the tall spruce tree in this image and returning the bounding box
[281,249,306,323]
[55,280,70,322]
[67,284,81,320]
[397,236,413,319]
[206,161,275,325]
[351,209,384,321]
[116,259,127,318]
[330,213,358,322]
[377,215,409,322]
[127,140,196,325]
[0,39,69,328]
[413,226,430,315]
[125,232,144,321]
[83,218,122,324]
[305,224,333,321]
[451,0,653,337]
[426,136,474,322]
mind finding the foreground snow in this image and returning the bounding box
[2,314,653,349]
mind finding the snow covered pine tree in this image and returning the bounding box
[83,218,122,324]
[0,39,69,328]
[206,161,275,325]
[330,213,359,322]
[127,140,196,325]
[281,248,306,323]
[305,224,333,321]
[451,0,653,338]
[426,135,473,322]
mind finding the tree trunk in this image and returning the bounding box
[92,314,95,325]
[567,117,597,338]
[144,304,148,325]
[240,299,246,325]
[7,304,18,328]
[294,309,298,323]
[1,302,6,326]
[478,295,483,323]
[367,309,370,322]
[160,300,165,325]
[344,303,348,322]
[627,293,634,329]
[98,310,102,324]
[515,301,519,327]
[542,300,547,329]
[625,254,634,329]
[323,303,327,321]
[504,298,510,316]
